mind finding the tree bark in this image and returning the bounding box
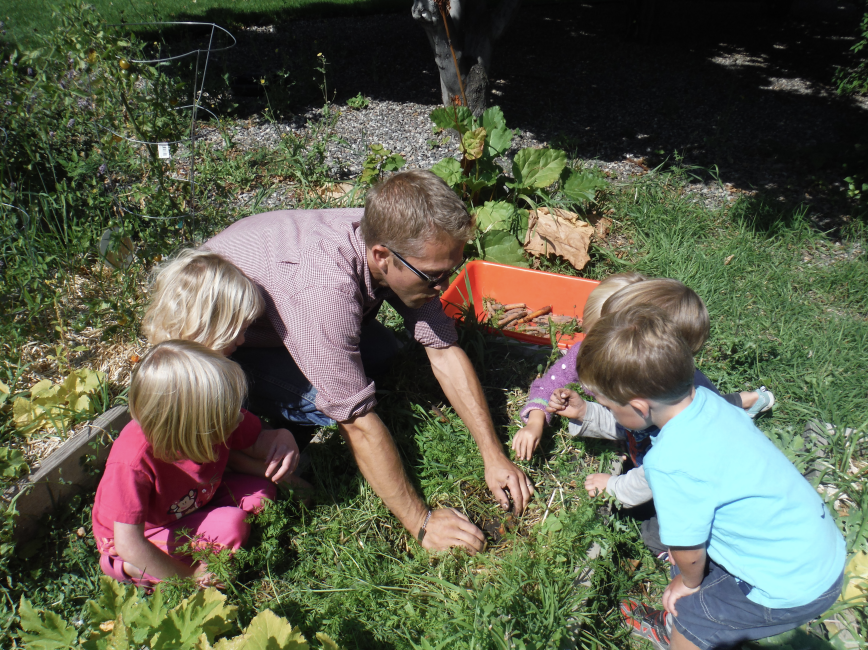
[412,0,521,117]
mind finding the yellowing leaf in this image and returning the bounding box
[12,369,105,434]
[73,393,93,414]
[461,127,486,161]
[214,609,308,650]
[30,379,57,399]
[316,632,342,649]
[842,551,868,602]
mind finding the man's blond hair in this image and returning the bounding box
[602,279,709,354]
[577,305,695,405]
[130,340,248,463]
[142,249,264,352]
[582,272,647,333]
[361,170,475,256]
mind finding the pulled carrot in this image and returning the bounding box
[518,305,552,324]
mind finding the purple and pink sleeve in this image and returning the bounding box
[519,343,582,424]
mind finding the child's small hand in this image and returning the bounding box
[263,428,300,483]
[192,563,225,590]
[512,409,546,461]
[585,473,610,498]
[546,389,587,421]
[513,425,543,461]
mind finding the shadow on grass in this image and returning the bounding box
[744,626,840,649]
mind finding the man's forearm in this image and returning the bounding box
[427,345,505,462]
[339,411,428,533]
[670,547,707,589]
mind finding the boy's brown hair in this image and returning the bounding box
[362,170,475,257]
[601,278,709,354]
[576,304,695,405]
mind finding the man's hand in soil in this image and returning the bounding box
[426,344,534,514]
[420,508,486,554]
[486,455,534,513]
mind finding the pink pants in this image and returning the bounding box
[99,473,276,588]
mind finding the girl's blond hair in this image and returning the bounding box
[130,340,248,463]
[141,249,264,352]
[582,272,647,333]
[601,279,710,354]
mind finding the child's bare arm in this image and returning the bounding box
[546,388,588,421]
[512,410,546,461]
[663,547,706,616]
[232,428,299,483]
[113,522,196,580]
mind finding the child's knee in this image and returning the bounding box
[202,507,252,550]
[220,474,278,512]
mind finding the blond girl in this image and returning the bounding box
[92,341,297,588]
[141,249,306,483]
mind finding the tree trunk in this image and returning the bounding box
[412,0,521,117]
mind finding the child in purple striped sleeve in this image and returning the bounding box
[513,272,647,461]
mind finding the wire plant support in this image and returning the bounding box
[92,22,235,235]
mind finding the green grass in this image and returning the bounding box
[3,160,866,648]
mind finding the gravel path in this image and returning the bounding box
[184,0,868,233]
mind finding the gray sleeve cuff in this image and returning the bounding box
[566,402,622,440]
[606,467,653,508]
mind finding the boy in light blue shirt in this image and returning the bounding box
[575,305,845,650]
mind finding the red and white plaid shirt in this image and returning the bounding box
[203,209,457,421]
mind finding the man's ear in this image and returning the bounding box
[628,398,652,420]
[369,245,391,272]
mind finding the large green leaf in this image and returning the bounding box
[485,125,513,159]
[563,169,607,203]
[86,576,139,627]
[18,597,79,650]
[430,158,464,189]
[474,201,514,233]
[430,106,474,135]
[480,230,528,267]
[213,609,309,650]
[511,148,567,190]
[481,106,507,132]
[482,107,512,158]
[151,588,236,649]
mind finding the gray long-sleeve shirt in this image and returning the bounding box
[567,403,653,508]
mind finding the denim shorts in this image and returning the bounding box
[670,559,843,649]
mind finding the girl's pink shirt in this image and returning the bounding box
[91,410,261,549]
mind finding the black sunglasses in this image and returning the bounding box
[386,247,466,288]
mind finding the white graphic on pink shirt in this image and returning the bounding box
[168,489,200,519]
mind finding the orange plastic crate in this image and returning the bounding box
[440,261,600,349]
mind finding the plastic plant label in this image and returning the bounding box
[157,143,171,159]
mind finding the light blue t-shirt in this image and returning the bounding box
[644,387,845,609]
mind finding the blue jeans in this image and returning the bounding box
[231,319,401,427]
[670,559,843,649]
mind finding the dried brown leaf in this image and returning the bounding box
[523,207,595,271]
